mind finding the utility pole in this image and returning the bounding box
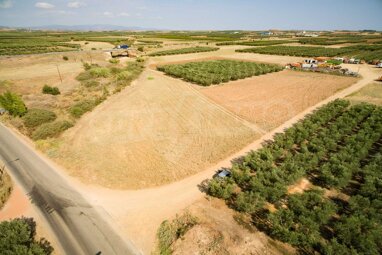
[56,64,63,83]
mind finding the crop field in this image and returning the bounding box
[148,46,219,56]
[199,70,357,130]
[236,44,382,61]
[236,46,353,57]
[208,99,382,254]
[53,70,258,189]
[157,59,283,86]
[216,40,293,46]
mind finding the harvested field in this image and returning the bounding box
[199,70,357,130]
[54,69,258,189]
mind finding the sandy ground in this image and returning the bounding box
[199,70,357,130]
[54,69,259,189]
[170,198,294,255]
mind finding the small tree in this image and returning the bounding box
[42,85,60,95]
[62,56,69,61]
[0,91,27,117]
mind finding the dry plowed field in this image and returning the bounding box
[55,69,258,189]
[199,70,357,130]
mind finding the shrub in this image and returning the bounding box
[69,99,97,118]
[22,109,57,128]
[137,46,144,52]
[83,80,100,87]
[157,212,198,255]
[32,120,73,140]
[116,71,132,81]
[82,62,91,70]
[109,58,120,64]
[42,85,60,95]
[0,91,27,117]
[62,56,68,61]
[0,217,54,254]
[90,67,110,78]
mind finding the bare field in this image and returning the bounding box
[54,69,258,189]
[199,70,358,130]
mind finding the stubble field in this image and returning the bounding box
[54,69,259,189]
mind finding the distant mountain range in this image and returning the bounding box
[0,24,158,31]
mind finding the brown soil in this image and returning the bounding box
[199,70,358,130]
[54,69,259,189]
[169,198,294,255]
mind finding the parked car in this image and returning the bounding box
[213,169,231,179]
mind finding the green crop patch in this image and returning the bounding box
[148,46,219,56]
[157,59,283,86]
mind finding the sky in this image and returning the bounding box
[0,0,381,30]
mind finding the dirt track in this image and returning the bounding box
[55,68,259,189]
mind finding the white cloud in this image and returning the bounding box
[0,0,13,8]
[118,12,130,17]
[103,11,113,17]
[35,2,55,9]
[67,1,86,8]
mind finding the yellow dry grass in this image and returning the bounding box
[54,69,258,189]
[347,82,382,105]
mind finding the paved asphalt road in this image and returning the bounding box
[0,124,139,255]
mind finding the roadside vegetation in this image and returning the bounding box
[148,46,219,56]
[157,59,283,86]
[0,166,12,209]
[0,91,27,117]
[207,99,382,254]
[156,212,198,255]
[0,217,54,255]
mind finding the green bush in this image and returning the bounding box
[62,56,68,61]
[157,212,198,255]
[83,62,91,70]
[42,85,60,95]
[22,109,57,128]
[137,46,144,52]
[32,120,73,140]
[0,91,27,117]
[0,217,54,254]
[90,67,110,78]
[116,71,132,81]
[109,58,120,64]
[69,99,97,118]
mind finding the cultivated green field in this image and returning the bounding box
[148,46,219,56]
[208,99,382,254]
[157,59,283,86]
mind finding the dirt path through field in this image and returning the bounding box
[76,64,381,253]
